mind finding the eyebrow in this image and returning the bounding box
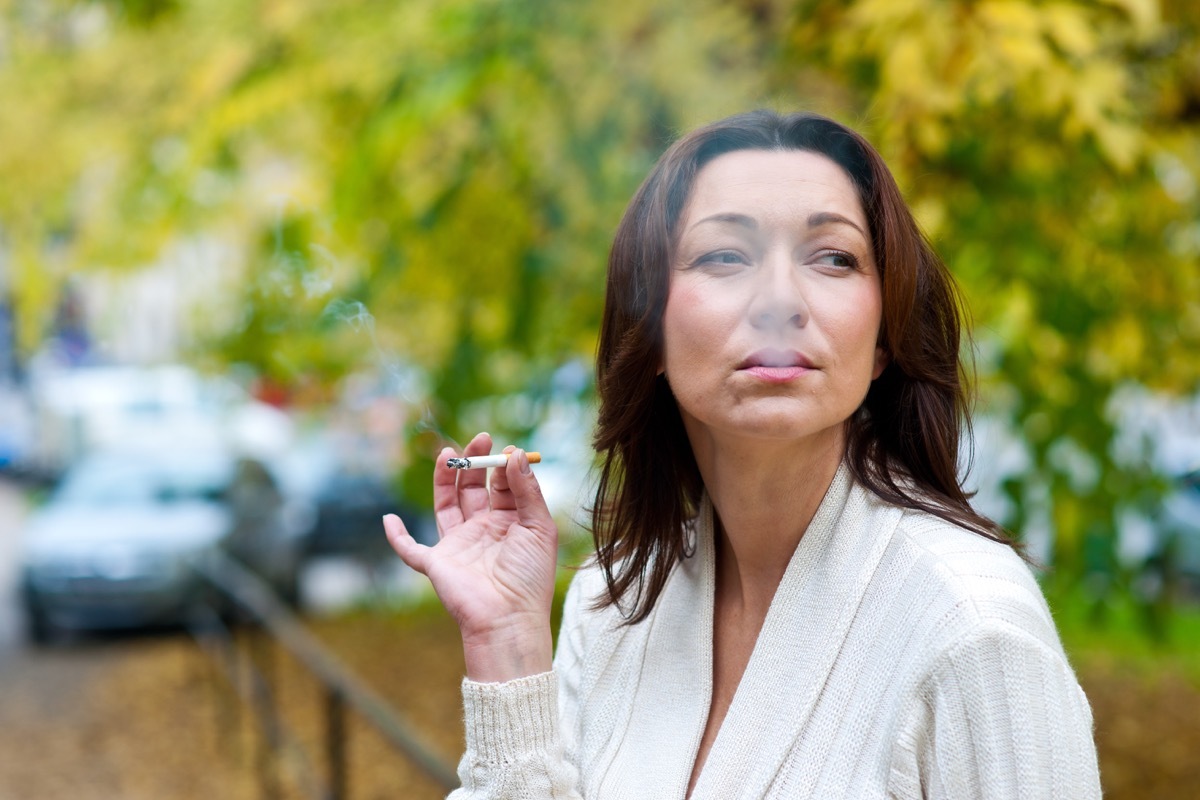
[806,211,868,239]
[688,210,868,239]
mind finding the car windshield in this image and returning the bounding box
[53,452,232,506]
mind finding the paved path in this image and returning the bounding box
[0,481,156,797]
[0,479,29,655]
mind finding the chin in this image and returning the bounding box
[722,410,847,444]
[678,393,856,445]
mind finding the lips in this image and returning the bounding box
[738,349,815,370]
[737,349,816,383]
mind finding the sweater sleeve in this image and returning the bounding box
[448,576,588,799]
[915,619,1101,799]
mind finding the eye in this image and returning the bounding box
[815,250,858,270]
[695,250,749,267]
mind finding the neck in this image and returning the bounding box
[692,428,844,615]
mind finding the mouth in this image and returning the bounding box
[737,349,815,383]
[738,349,815,370]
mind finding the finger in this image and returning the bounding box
[456,432,493,519]
[504,449,556,537]
[383,513,429,575]
[489,445,519,511]
[433,446,467,536]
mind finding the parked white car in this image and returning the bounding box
[19,445,307,642]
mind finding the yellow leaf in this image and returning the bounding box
[1086,314,1147,381]
[1096,0,1162,41]
[1093,121,1143,172]
[911,196,946,237]
[881,38,930,102]
[1043,3,1096,59]
[978,0,1043,37]
[914,117,948,157]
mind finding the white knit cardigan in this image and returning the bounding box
[451,466,1102,798]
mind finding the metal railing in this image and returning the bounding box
[188,552,459,799]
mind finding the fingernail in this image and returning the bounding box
[518,449,531,475]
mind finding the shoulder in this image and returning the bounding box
[862,503,1096,752]
[869,497,1065,660]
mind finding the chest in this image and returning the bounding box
[688,602,767,795]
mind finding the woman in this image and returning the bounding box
[383,110,1101,798]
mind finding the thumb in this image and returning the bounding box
[383,513,429,575]
[505,449,556,534]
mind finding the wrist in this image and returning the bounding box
[461,617,553,682]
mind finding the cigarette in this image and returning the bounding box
[446,452,542,470]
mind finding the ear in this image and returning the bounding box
[871,347,889,380]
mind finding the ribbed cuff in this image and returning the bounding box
[461,671,559,764]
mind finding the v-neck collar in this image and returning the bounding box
[603,463,902,799]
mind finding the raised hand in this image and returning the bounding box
[383,432,558,682]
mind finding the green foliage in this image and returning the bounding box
[0,0,765,436]
[1052,580,1200,677]
[2,0,1199,632]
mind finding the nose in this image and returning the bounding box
[748,251,807,331]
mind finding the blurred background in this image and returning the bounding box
[0,0,1198,797]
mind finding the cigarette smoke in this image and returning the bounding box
[320,297,455,450]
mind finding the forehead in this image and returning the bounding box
[681,149,866,229]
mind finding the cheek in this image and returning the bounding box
[823,288,883,374]
[662,280,731,369]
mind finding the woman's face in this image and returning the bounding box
[662,148,886,453]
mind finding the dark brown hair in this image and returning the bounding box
[591,110,1010,623]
